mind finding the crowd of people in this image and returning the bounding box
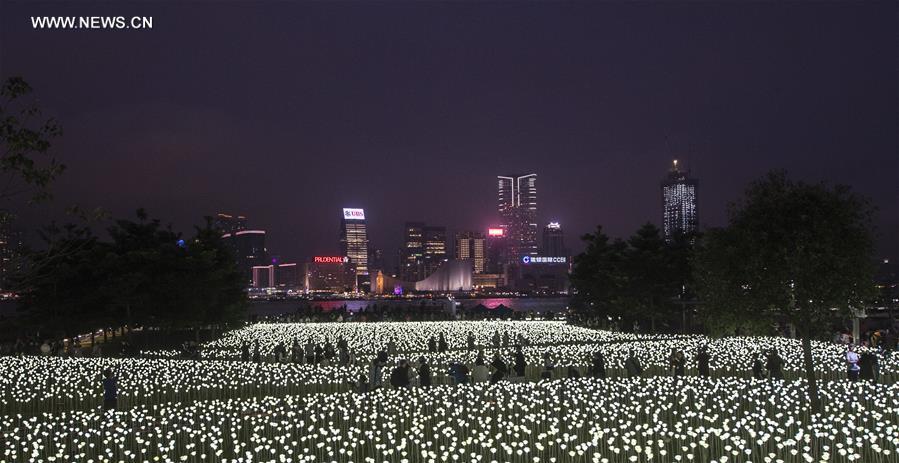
[254,304,560,324]
[844,344,882,382]
[0,336,110,358]
[239,335,360,366]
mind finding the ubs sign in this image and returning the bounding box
[342,208,365,220]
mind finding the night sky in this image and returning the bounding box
[1,1,896,267]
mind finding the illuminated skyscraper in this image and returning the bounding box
[0,210,21,290]
[484,227,508,274]
[661,159,698,242]
[339,208,369,289]
[400,222,446,280]
[223,229,268,286]
[212,213,247,234]
[455,231,486,274]
[401,221,425,281]
[422,225,447,278]
[497,173,538,260]
[541,222,566,257]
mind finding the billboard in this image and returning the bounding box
[342,208,365,220]
[522,256,567,264]
[314,256,349,264]
[487,228,504,237]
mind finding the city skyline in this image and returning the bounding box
[1,2,895,265]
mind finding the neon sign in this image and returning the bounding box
[314,256,349,264]
[342,208,365,220]
[488,228,504,237]
[522,256,567,264]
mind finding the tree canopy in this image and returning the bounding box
[0,76,64,203]
[14,210,247,338]
[570,223,694,332]
[692,170,876,410]
[693,171,876,335]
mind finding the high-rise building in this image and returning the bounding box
[661,159,698,242]
[0,211,21,290]
[305,256,354,294]
[251,265,275,288]
[339,208,369,290]
[400,222,447,280]
[422,225,447,278]
[484,227,508,274]
[455,231,486,274]
[498,174,538,261]
[223,229,268,287]
[541,222,566,257]
[368,247,385,273]
[212,213,247,234]
[275,263,300,289]
[401,222,425,281]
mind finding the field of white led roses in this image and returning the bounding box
[1,377,896,463]
[0,321,896,463]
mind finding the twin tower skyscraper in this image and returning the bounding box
[497,174,539,261]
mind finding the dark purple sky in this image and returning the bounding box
[1,1,896,266]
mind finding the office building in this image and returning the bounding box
[212,213,247,234]
[401,222,425,281]
[369,247,385,273]
[251,265,275,288]
[0,211,21,290]
[455,231,486,274]
[400,222,446,281]
[422,225,447,278]
[305,257,354,294]
[484,227,508,274]
[512,254,570,294]
[498,174,538,261]
[223,229,268,286]
[275,263,300,289]
[661,159,698,242]
[541,222,566,257]
[339,208,369,290]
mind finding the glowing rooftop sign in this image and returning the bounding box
[314,256,349,264]
[522,256,567,264]
[547,222,561,229]
[488,228,504,237]
[342,208,365,220]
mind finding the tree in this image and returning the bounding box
[570,226,627,325]
[16,210,247,344]
[104,211,247,335]
[14,223,109,337]
[693,171,876,411]
[102,209,182,328]
[185,220,247,333]
[0,77,64,202]
[572,224,696,333]
[620,223,670,332]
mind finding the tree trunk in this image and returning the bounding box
[800,321,821,413]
